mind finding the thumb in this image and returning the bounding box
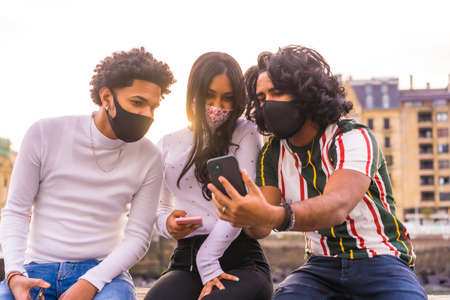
[241,169,259,194]
[28,278,51,289]
[171,210,187,218]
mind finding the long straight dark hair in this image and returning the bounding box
[177,52,247,200]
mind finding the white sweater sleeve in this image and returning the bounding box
[155,177,174,239]
[154,137,174,239]
[80,152,163,291]
[196,123,263,284]
[0,121,42,277]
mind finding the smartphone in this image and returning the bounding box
[207,155,247,197]
[34,288,44,300]
[175,216,203,225]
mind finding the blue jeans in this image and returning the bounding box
[274,255,427,300]
[0,259,135,300]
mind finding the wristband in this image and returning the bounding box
[6,271,24,289]
[274,202,295,232]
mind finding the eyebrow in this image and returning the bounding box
[130,96,149,103]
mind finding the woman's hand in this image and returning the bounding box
[166,210,200,240]
[197,273,239,300]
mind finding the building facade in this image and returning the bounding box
[399,87,450,223]
[347,78,450,223]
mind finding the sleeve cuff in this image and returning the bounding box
[79,274,105,292]
[199,264,224,285]
[156,212,172,239]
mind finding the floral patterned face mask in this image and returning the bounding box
[205,104,233,130]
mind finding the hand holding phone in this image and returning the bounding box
[167,210,201,240]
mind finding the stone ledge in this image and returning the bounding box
[136,288,448,300]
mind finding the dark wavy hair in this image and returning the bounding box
[90,47,175,105]
[177,52,247,200]
[245,45,352,134]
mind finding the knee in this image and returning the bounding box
[94,278,136,300]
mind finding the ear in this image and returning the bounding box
[99,87,113,110]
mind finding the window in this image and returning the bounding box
[438,144,449,153]
[420,176,434,185]
[385,155,393,166]
[418,112,432,122]
[382,95,390,108]
[437,128,449,137]
[384,118,390,129]
[421,191,435,201]
[440,192,450,201]
[436,112,448,122]
[381,84,390,108]
[365,85,373,109]
[433,99,447,106]
[419,128,432,138]
[419,144,433,154]
[366,95,374,109]
[420,160,433,169]
[368,118,374,130]
[384,136,391,148]
[439,176,450,185]
[439,160,450,169]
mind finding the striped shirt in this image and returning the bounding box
[256,119,415,266]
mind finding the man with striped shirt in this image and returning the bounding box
[208,45,426,299]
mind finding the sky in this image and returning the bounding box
[1,0,450,151]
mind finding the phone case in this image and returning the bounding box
[175,216,203,225]
[207,155,247,197]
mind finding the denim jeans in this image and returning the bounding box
[0,259,135,300]
[273,255,427,300]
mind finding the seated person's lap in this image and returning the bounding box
[274,255,426,300]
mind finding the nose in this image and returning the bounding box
[142,106,154,119]
[211,97,224,108]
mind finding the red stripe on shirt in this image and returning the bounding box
[326,127,340,169]
[337,133,345,169]
[374,173,389,211]
[363,195,399,257]
[280,145,286,200]
[346,215,376,256]
[320,235,328,255]
[321,133,331,177]
[293,153,305,200]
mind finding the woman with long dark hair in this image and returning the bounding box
[144,52,272,300]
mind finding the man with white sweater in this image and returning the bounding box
[0,47,175,300]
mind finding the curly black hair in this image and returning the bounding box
[90,47,175,105]
[245,45,352,134]
[177,52,247,200]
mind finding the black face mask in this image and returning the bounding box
[106,93,153,143]
[261,100,306,139]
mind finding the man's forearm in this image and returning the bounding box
[244,225,272,239]
[290,194,347,232]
